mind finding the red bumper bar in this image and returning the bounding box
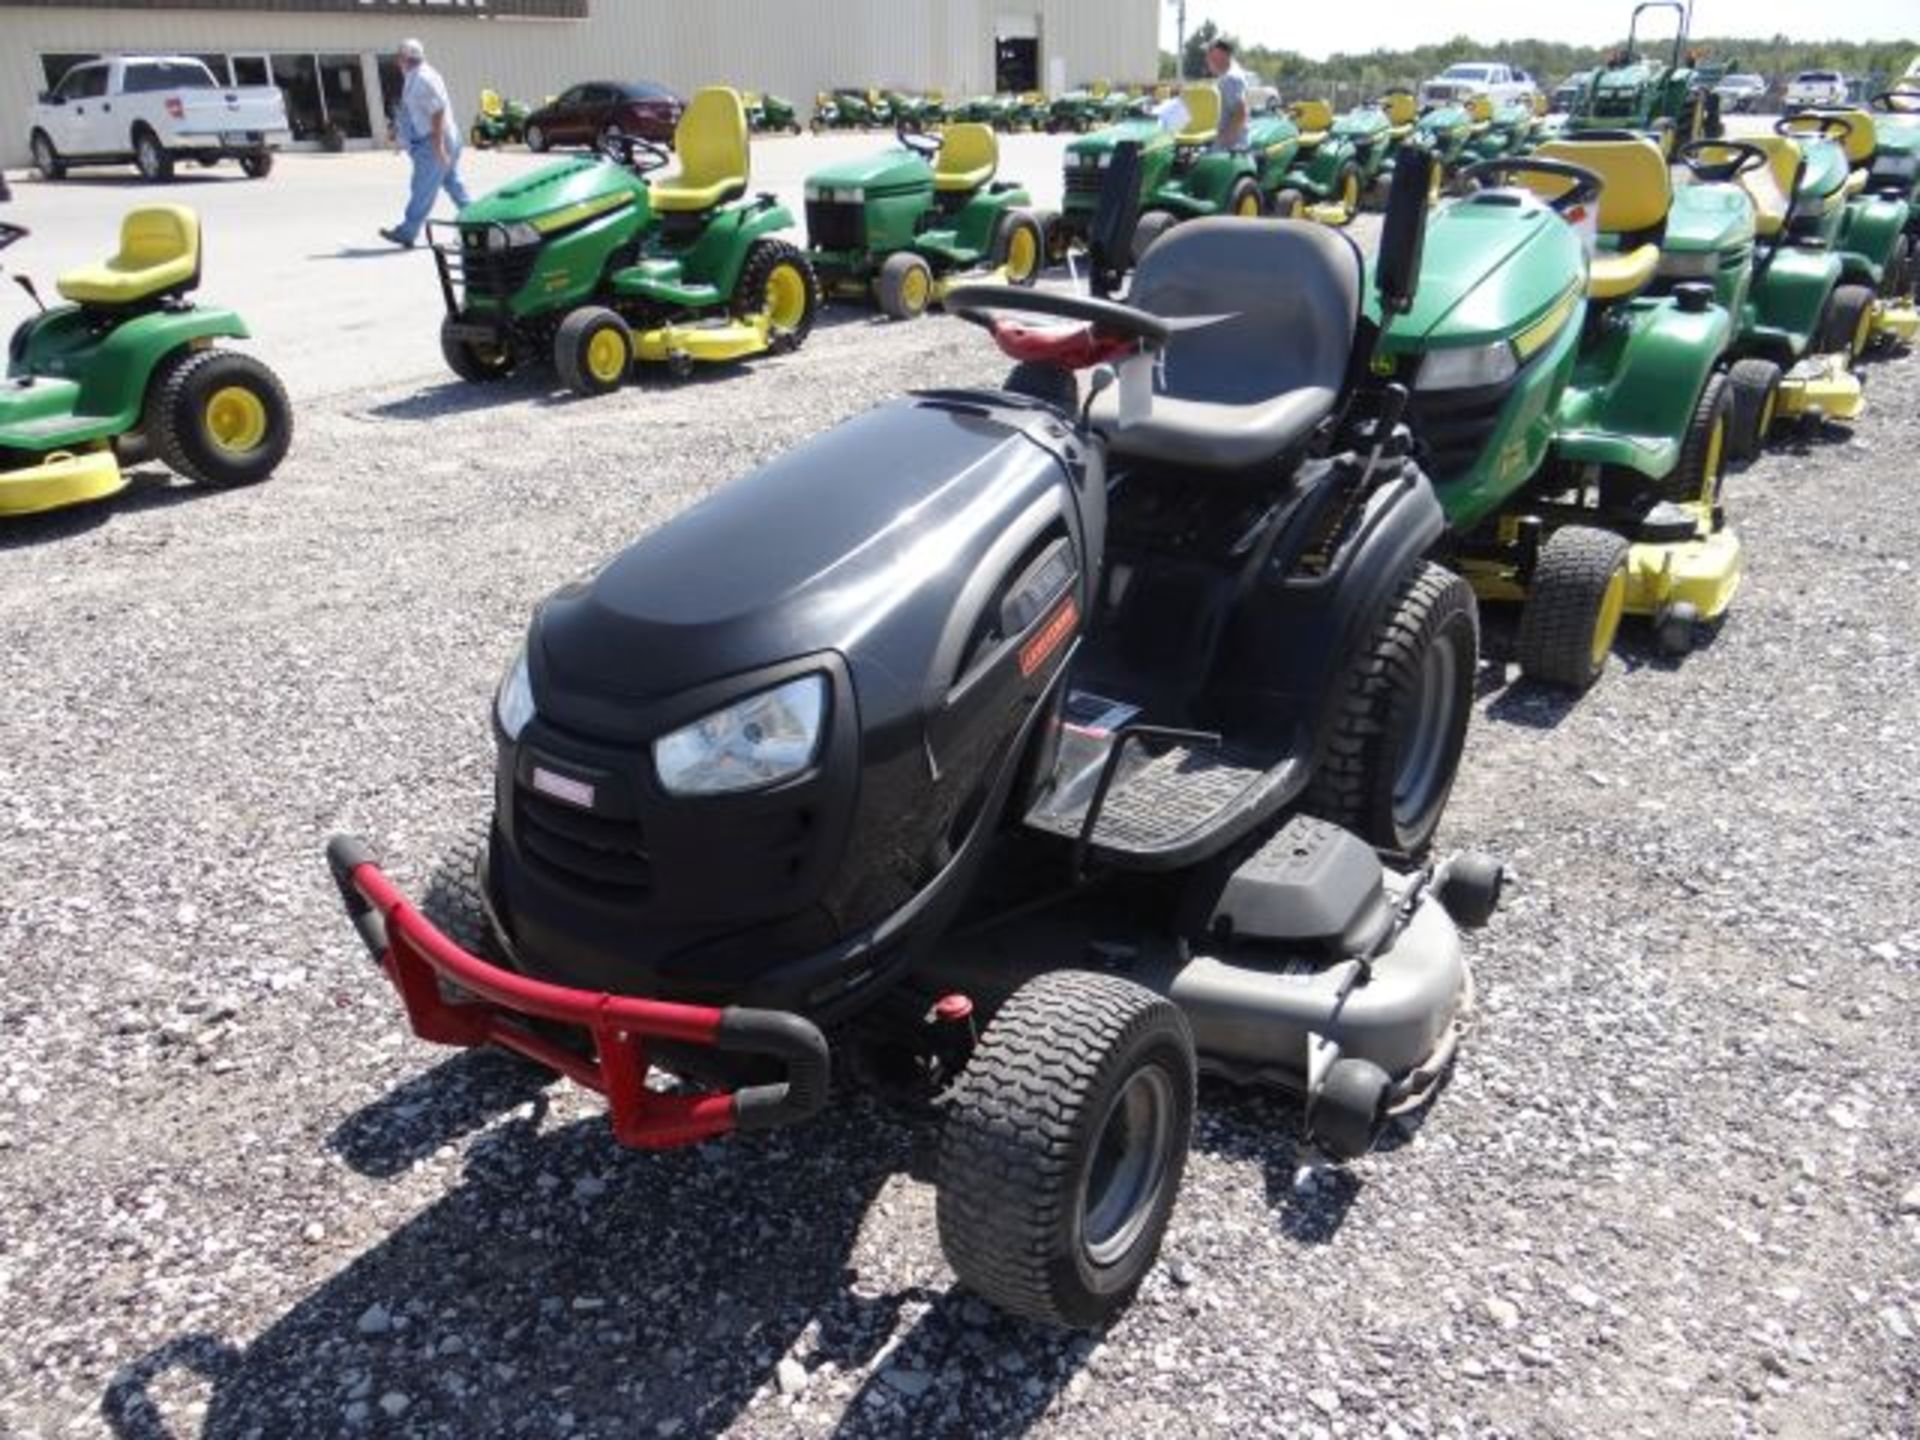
[326,835,830,1150]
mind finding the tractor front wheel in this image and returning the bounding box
[734,238,820,350]
[1226,176,1265,219]
[936,970,1196,1329]
[1130,209,1177,264]
[1726,358,1782,463]
[1660,371,1731,506]
[1516,526,1631,692]
[144,348,293,489]
[554,306,632,396]
[440,317,517,384]
[875,251,934,320]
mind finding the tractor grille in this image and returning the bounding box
[513,786,653,897]
[806,199,865,250]
[1065,168,1105,198]
[1408,382,1515,483]
[456,230,540,302]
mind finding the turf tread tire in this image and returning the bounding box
[1725,357,1781,463]
[144,348,293,488]
[1818,282,1875,359]
[420,823,496,959]
[1130,210,1177,264]
[554,306,630,396]
[732,238,820,348]
[875,251,933,321]
[1660,370,1731,505]
[440,316,516,383]
[936,970,1195,1328]
[1515,526,1631,692]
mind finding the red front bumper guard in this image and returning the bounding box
[325,835,831,1150]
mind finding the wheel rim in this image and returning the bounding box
[1236,189,1261,218]
[1759,386,1778,440]
[1080,1066,1174,1268]
[1392,634,1460,829]
[33,136,52,169]
[1591,566,1628,669]
[204,385,269,453]
[1701,412,1726,503]
[1342,171,1360,215]
[1852,302,1873,358]
[585,327,627,383]
[764,262,809,329]
[140,138,159,172]
[901,265,931,314]
[1005,225,1040,281]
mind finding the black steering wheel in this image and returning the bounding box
[601,129,672,174]
[1677,138,1770,181]
[1775,113,1852,143]
[896,121,941,159]
[1870,90,1920,115]
[1458,156,1605,213]
[945,284,1172,348]
[0,221,28,252]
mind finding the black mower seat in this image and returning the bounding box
[1090,218,1361,472]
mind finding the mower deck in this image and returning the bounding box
[1776,352,1867,423]
[0,448,127,517]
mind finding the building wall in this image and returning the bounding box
[0,0,1159,166]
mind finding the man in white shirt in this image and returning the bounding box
[1206,40,1250,151]
[380,38,471,249]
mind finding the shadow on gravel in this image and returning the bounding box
[1192,1081,1363,1246]
[0,468,218,552]
[1482,679,1579,732]
[102,1077,1092,1440]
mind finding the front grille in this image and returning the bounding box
[1065,168,1105,197]
[514,787,653,896]
[1408,382,1515,483]
[806,200,865,250]
[460,242,538,302]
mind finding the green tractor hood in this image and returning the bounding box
[805,147,934,200]
[1068,117,1171,161]
[457,156,648,229]
[1374,197,1586,350]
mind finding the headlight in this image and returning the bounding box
[1416,342,1519,391]
[1657,249,1719,279]
[826,186,864,204]
[495,643,536,741]
[653,674,828,796]
[483,221,541,251]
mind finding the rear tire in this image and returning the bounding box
[1226,175,1265,219]
[733,237,820,349]
[30,130,65,181]
[1270,186,1305,219]
[936,970,1195,1329]
[1726,358,1782,463]
[992,209,1047,286]
[1130,209,1177,264]
[440,316,516,383]
[1660,371,1732,505]
[1328,160,1363,226]
[1515,526,1631,692]
[875,251,934,320]
[144,348,293,488]
[1004,360,1080,414]
[1817,283,1876,361]
[239,149,273,179]
[134,127,174,183]
[554,306,631,396]
[1307,562,1478,856]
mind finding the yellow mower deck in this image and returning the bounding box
[0,449,127,517]
[630,313,783,366]
[1871,297,1920,347]
[1776,352,1866,423]
[1622,508,1743,622]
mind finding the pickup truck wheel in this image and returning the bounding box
[240,149,274,179]
[30,130,65,181]
[134,127,175,183]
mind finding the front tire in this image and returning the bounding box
[875,251,934,320]
[1306,562,1478,856]
[554,306,631,396]
[134,127,175,183]
[30,130,65,181]
[144,348,293,488]
[1515,526,1631,692]
[1726,358,1782,463]
[1226,175,1265,219]
[936,970,1196,1329]
[440,316,517,383]
[1130,209,1177,264]
[1270,186,1305,219]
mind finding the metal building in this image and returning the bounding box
[0,0,1161,167]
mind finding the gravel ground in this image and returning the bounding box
[2,260,1918,1439]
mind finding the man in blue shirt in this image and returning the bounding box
[380,38,471,249]
[1206,39,1250,151]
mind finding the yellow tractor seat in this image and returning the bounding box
[651,86,749,213]
[934,122,997,193]
[480,88,504,118]
[1290,98,1333,147]
[1739,137,1799,236]
[1588,244,1661,301]
[1380,93,1417,128]
[1466,95,1493,125]
[1178,83,1221,146]
[1090,79,1111,99]
[1535,136,1673,235]
[56,205,201,307]
[1814,107,1879,165]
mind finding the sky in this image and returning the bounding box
[1157,1,1920,59]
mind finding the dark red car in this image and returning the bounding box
[523,80,683,152]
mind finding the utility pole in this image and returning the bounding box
[1170,0,1187,79]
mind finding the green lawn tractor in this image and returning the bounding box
[1377,141,1743,688]
[803,123,1046,320]
[2,207,291,518]
[744,92,802,135]
[1280,93,1419,226]
[431,87,819,396]
[1412,97,1495,186]
[470,88,532,149]
[1663,136,1870,447]
[810,90,878,133]
[1775,112,1919,349]
[1855,90,1920,226]
[1466,96,1545,164]
[886,92,946,129]
[1567,0,1713,156]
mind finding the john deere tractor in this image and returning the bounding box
[1567,0,1715,155]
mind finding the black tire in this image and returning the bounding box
[1725,357,1782,463]
[239,149,274,179]
[1887,234,1916,302]
[991,209,1048,287]
[470,125,490,150]
[1005,360,1080,414]
[875,251,934,321]
[1307,1058,1392,1161]
[553,306,631,396]
[1817,283,1876,360]
[1306,562,1478,856]
[1130,209,1177,264]
[1225,175,1265,219]
[1515,526,1631,692]
[133,127,174,183]
[1660,371,1732,505]
[143,348,293,488]
[30,130,65,181]
[1270,186,1305,219]
[440,316,516,383]
[525,122,549,153]
[1328,161,1364,225]
[732,237,820,350]
[420,823,498,959]
[936,970,1196,1329]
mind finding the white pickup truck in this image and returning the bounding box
[28,55,288,183]
[1418,62,1537,110]
[1783,70,1849,112]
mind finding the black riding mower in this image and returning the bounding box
[326,149,1502,1330]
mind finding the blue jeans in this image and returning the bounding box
[395,140,470,243]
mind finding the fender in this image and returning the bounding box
[1835,194,1911,286]
[1556,299,1733,480]
[685,200,800,299]
[1170,151,1254,211]
[948,184,1033,256]
[1747,244,1843,357]
[14,304,250,434]
[1291,136,1357,195]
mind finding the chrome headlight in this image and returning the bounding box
[483,221,541,252]
[1416,341,1519,391]
[653,674,828,797]
[495,643,536,741]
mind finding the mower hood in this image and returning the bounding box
[1374,193,1586,349]
[457,157,646,228]
[1068,118,1168,161]
[804,147,932,198]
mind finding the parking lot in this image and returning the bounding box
[3,127,1918,1440]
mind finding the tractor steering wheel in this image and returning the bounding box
[1775,113,1852,144]
[896,121,942,159]
[1458,156,1605,214]
[602,129,672,174]
[946,284,1173,351]
[1677,139,1770,181]
[1869,90,1920,115]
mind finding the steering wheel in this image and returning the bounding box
[0,221,28,253]
[601,129,672,174]
[896,121,941,159]
[1677,138,1770,181]
[1870,90,1920,115]
[1775,113,1852,144]
[1458,156,1605,213]
[946,284,1172,350]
